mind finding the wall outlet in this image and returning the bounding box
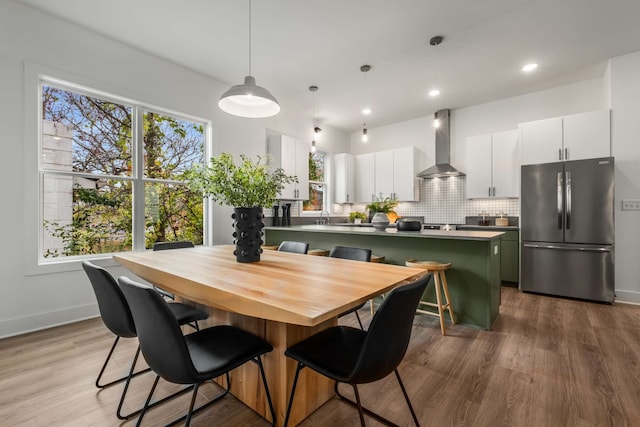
[621,199,640,211]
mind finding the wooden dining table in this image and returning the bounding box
[114,244,427,426]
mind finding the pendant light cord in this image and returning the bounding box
[248,0,252,76]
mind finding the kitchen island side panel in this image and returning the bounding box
[265,228,502,330]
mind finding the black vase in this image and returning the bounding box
[232,207,264,263]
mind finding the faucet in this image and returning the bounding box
[320,210,330,225]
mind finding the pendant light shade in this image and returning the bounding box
[218,0,280,118]
[218,76,280,118]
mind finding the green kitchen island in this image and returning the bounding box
[264,225,504,330]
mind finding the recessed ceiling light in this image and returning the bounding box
[429,89,440,97]
[362,107,372,115]
[522,63,538,72]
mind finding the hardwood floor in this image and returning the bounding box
[1,287,639,426]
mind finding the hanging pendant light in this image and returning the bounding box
[362,124,369,142]
[218,0,280,118]
[309,86,320,153]
[360,65,372,116]
[430,36,444,128]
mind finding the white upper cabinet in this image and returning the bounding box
[334,153,355,203]
[491,130,520,198]
[391,146,420,201]
[466,130,519,199]
[354,153,375,203]
[520,110,610,165]
[562,110,611,161]
[519,117,563,165]
[353,147,419,203]
[374,150,394,199]
[267,134,309,200]
[466,134,493,198]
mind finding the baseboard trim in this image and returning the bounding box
[615,289,640,305]
[0,303,99,339]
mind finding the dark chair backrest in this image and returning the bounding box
[329,246,372,262]
[152,241,195,251]
[277,241,309,254]
[348,274,431,384]
[82,261,136,338]
[118,276,198,385]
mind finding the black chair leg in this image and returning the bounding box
[254,356,276,426]
[283,362,305,427]
[394,369,420,426]
[165,372,232,427]
[116,345,142,419]
[335,381,405,427]
[184,382,200,427]
[354,311,364,330]
[96,337,151,390]
[352,384,366,427]
[136,374,160,427]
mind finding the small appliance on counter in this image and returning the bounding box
[396,218,422,231]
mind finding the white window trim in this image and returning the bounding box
[24,62,212,276]
[301,150,332,216]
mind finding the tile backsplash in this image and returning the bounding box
[349,176,519,224]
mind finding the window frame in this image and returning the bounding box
[301,150,331,215]
[25,64,211,275]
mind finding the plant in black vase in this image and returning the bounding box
[184,153,297,262]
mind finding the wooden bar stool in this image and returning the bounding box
[369,255,385,314]
[308,249,329,256]
[405,259,456,335]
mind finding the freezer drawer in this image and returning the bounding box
[521,242,614,303]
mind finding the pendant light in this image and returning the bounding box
[309,85,319,153]
[218,0,280,118]
[430,36,443,128]
[362,124,368,142]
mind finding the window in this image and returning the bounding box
[303,151,326,212]
[40,81,206,261]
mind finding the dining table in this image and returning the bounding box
[114,244,427,426]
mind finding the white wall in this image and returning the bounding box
[0,0,349,337]
[610,51,640,303]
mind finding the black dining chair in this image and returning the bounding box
[151,240,196,299]
[82,261,208,420]
[329,246,372,329]
[283,275,430,427]
[277,241,309,254]
[118,276,276,427]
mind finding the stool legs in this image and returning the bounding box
[416,270,456,335]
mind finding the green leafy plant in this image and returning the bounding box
[183,153,297,207]
[365,193,399,213]
[349,211,367,222]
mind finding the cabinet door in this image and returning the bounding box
[465,134,492,198]
[392,147,419,201]
[492,129,520,198]
[374,150,394,199]
[268,135,296,199]
[519,117,563,165]
[562,110,610,161]
[355,153,375,203]
[294,139,309,200]
[334,153,354,203]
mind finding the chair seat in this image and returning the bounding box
[285,326,366,382]
[167,302,208,325]
[186,325,274,382]
[405,259,451,271]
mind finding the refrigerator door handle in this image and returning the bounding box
[557,172,563,229]
[523,243,612,252]
[566,171,572,230]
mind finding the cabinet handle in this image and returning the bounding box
[346,194,349,202]
[493,187,496,197]
[372,194,375,202]
[558,148,562,160]
[565,147,569,160]
[488,187,491,197]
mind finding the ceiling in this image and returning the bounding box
[17,0,640,132]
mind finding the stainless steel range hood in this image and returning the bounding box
[417,109,465,179]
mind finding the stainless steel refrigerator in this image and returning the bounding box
[520,157,615,302]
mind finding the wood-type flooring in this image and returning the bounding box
[1,287,639,426]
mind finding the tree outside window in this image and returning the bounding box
[41,83,205,259]
[303,151,325,211]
